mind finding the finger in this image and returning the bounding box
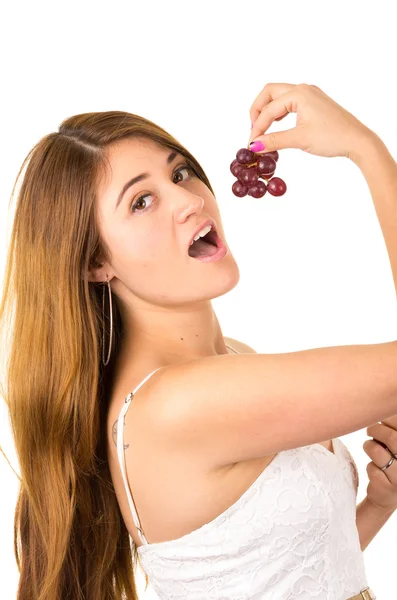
[380,415,397,430]
[367,422,393,437]
[373,438,392,452]
[249,82,297,127]
[251,113,286,133]
[367,460,390,481]
[363,439,397,483]
[248,90,300,146]
[363,439,393,463]
[251,110,289,128]
[366,422,397,454]
[367,458,397,488]
[247,127,302,154]
[366,460,393,486]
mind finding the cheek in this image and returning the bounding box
[119,230,169,266]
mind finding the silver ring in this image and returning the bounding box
[380,456,395,471]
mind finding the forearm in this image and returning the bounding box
[350,133,397,548]
[356,496,395,551]
[350,131,397,298]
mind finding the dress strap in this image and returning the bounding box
[116,367,162,545]
[225,342,239,354]
[116,347,237,545]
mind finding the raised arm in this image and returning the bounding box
[349,131,397,298]
[131,84,397,469]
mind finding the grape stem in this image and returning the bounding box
[246,160,272,180]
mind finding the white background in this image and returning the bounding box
[1,0,396,598]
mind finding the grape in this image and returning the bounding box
[239,167,259,186]
[230,159,238,172]
[231,147,286,198]
[236,148,256,165]
[230,159,244,178]
[232,180,249,197]
[248,180,267,198]
[260,169,275,181]
[264,151,279,162]
[256,155,277,176]
[267,177,287,196]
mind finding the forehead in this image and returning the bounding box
[106,136,171,168]
[97,137,179,204]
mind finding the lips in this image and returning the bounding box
[189,235,228,262]
[204,228,222,248]
[188,218,217,250]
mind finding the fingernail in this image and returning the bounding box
[249,140,265,152]
[250,122,253,129]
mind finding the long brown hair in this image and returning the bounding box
[0,111,215,600]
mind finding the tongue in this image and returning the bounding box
[188,238,219,258]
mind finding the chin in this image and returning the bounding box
[210,258,240,298]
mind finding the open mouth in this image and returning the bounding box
[188,228,221,258]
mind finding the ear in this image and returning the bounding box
[83,261,115,284]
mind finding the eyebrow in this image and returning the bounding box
[114,151,178,211]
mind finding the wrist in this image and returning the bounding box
[365,495,396,517]
[347,127,386,168]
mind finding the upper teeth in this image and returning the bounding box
[190,225,212,245]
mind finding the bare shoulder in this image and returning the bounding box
[224,336,257,354]
[144,340,397,467]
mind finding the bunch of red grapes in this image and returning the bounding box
[230,148,287,198]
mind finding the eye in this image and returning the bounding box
[130,164,194,214]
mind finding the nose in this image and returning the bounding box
[173,188,205,224]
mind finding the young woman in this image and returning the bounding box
[2,82,396,599]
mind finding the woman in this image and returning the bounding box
[1,82,396,599]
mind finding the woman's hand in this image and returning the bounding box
[363,417,397,513]
[247,82,375,162]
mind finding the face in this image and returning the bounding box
[94,137,240,308]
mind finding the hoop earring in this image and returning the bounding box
[102,275,113,366]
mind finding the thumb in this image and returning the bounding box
[248,127,301,153]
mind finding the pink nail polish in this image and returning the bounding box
[249,140,265,152]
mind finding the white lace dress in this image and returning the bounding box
[116,355,370,599]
